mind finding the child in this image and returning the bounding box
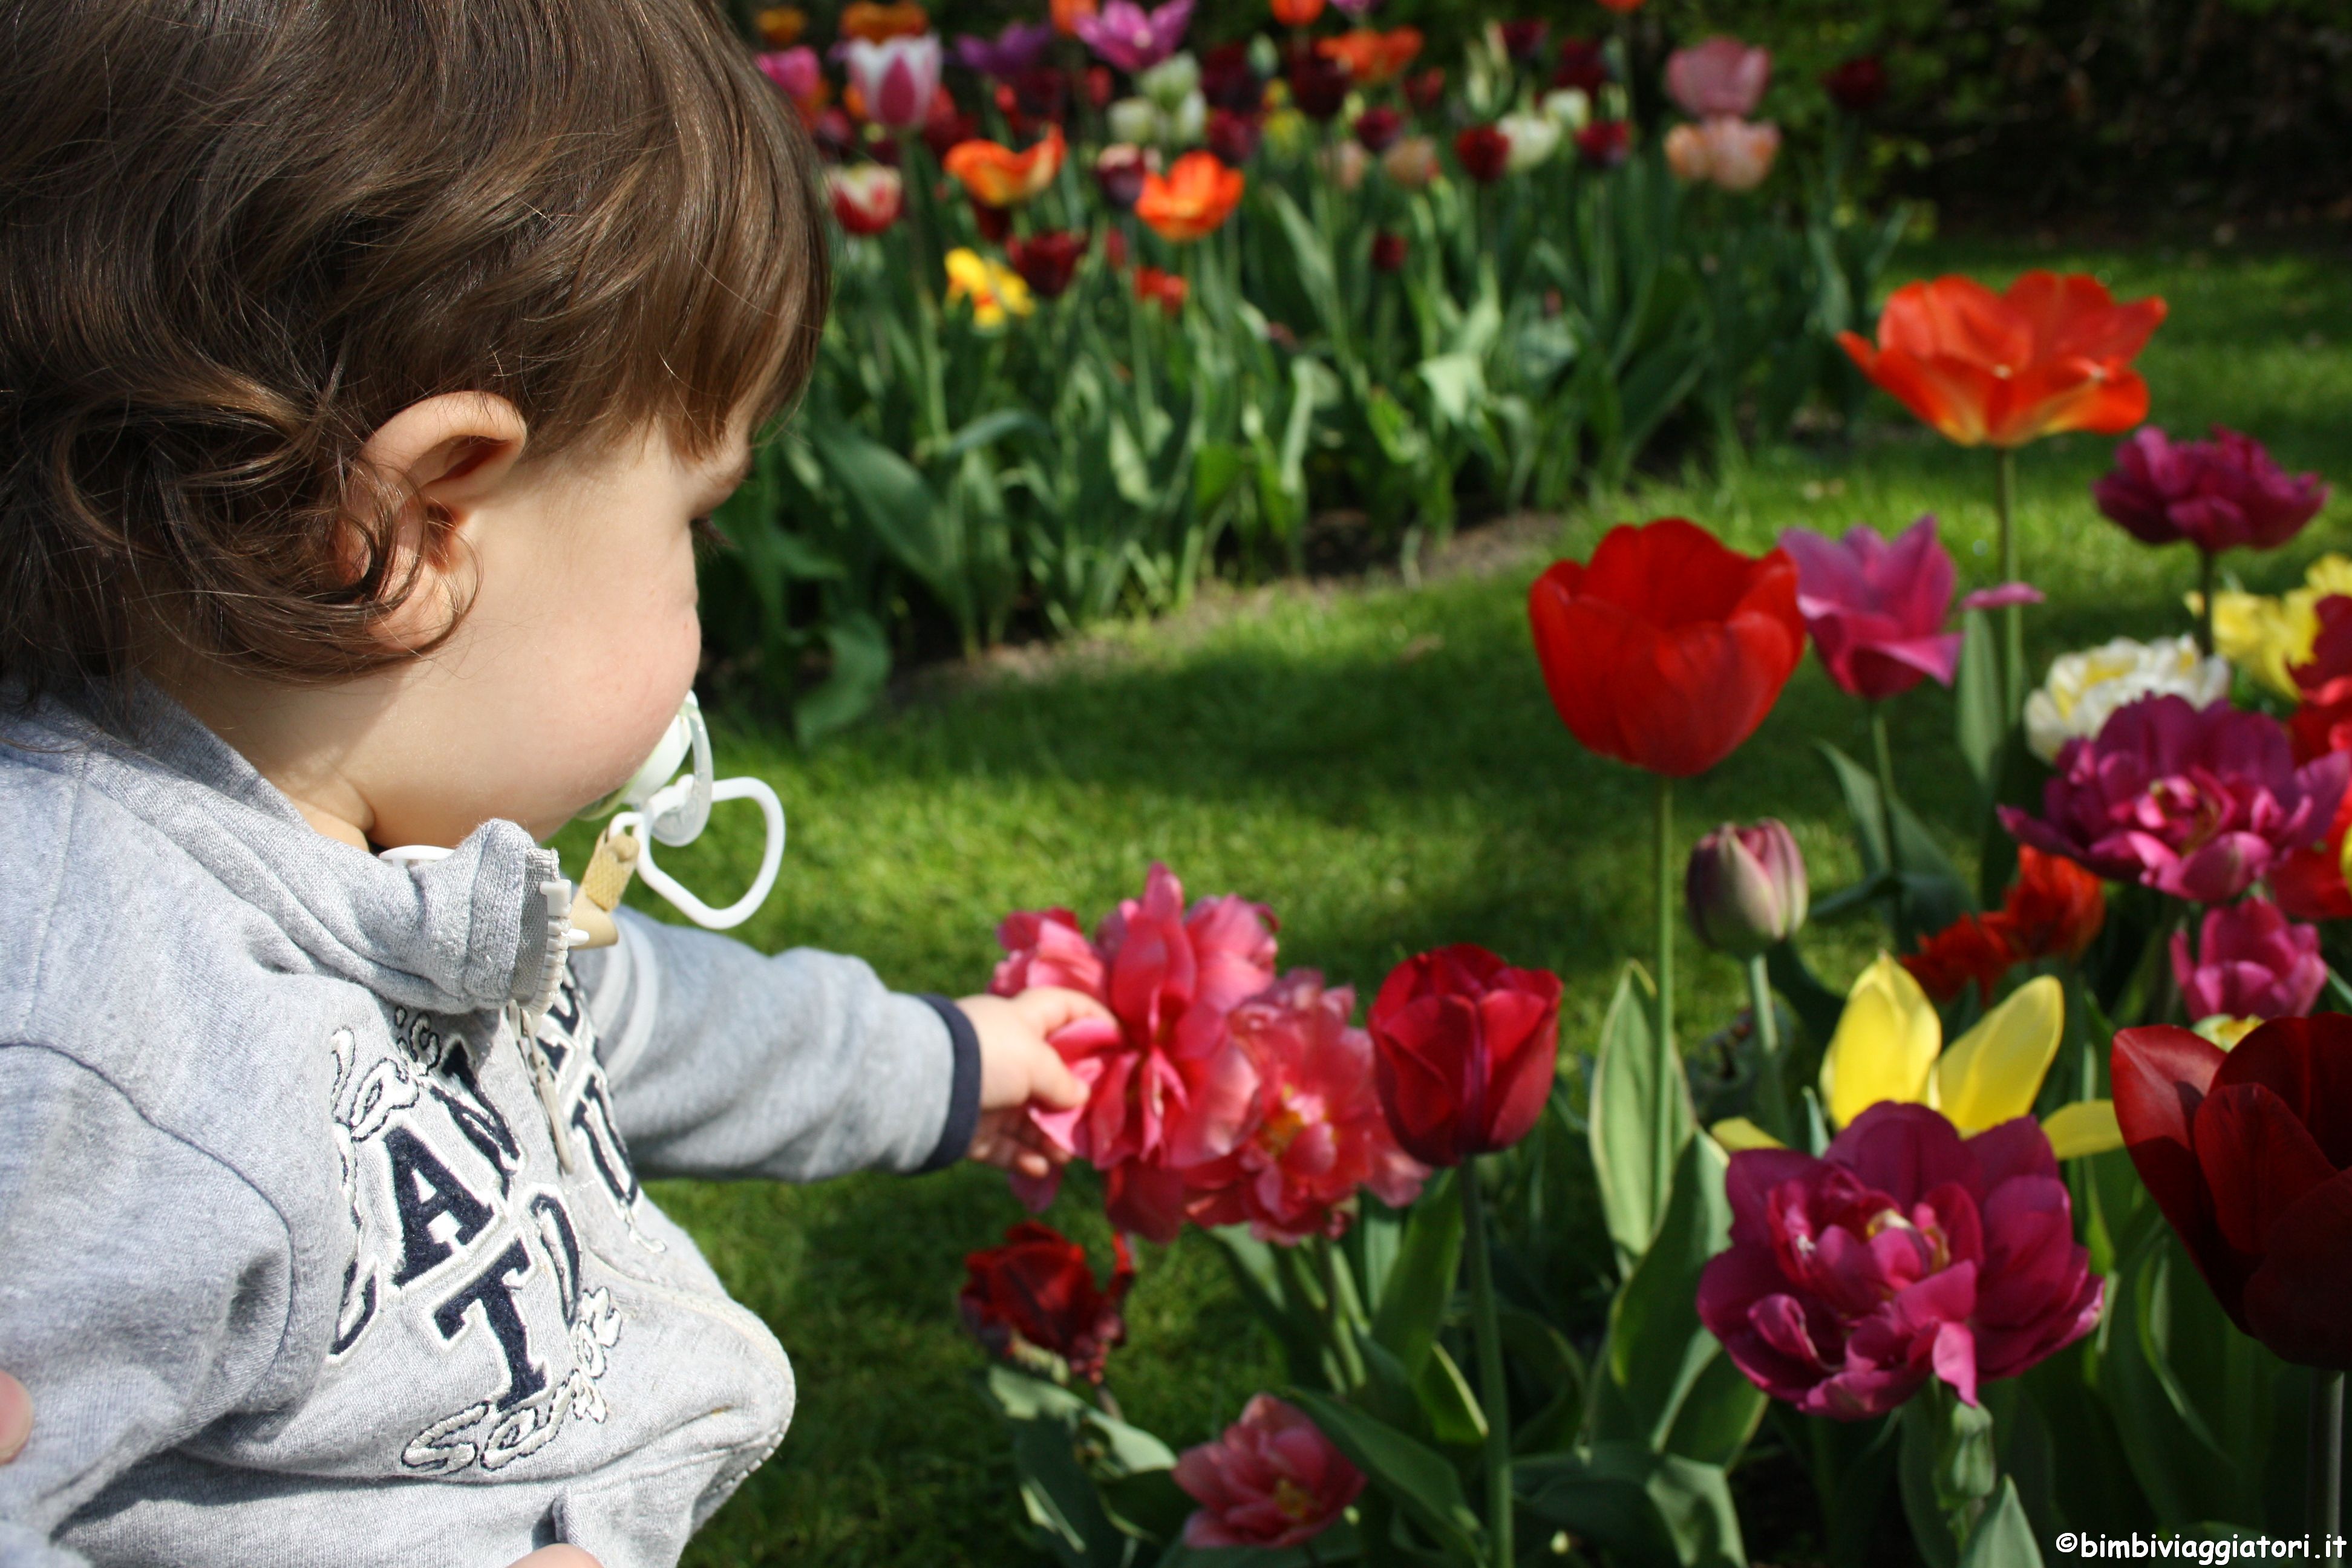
[0,4,1099,1566]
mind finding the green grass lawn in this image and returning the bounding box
[597,237,2352,1566]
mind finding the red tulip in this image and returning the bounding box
[1527,518,1805,778]
[1575,118,1631,168]
[1553,38,1608,96]
[826,165,904,236]
[1370,230,1408,274]
[959,1221,1135,1383]
[1902,846,2107,1005]
[1822,54,1888,114]
[2112,1016,2352,1368]
[1007,229,1088,299]
[1403,66,1447,111]
[1838,272,2167,448]
[1353,105,1403,153]
[1453,123,1511,183]
[1368,944,1563,1168]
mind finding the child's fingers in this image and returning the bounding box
[0,1370,28,1463]
[1016,985,1114,1036]
[1028,1047,1088,1111]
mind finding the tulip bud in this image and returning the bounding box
[1685,820,1808,958]
[1138,50,1201,113]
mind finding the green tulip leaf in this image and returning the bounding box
[1592,1131,1742,1457]
[1954,610,2006,803]
[1590,963,1694,1275]
[1286,1390,1483,1564]
[1516,1442,1748,1568]
[1367,1168,1460,1377]
[1815,740,1973,935]
[1955,1479,2043,1568]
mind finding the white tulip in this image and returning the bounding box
[1107,96,1166,146]
[2025,635,2234,762]
[1541,88,1591,131]
[1138,51,1200,114]
[1496,111,1561,172]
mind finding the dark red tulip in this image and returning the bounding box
[1403,66,1446,112]
[969,197,1011,243]
[1286,48,1351,121]
[923,90,979,160]
[1370,230,1407,273]
[1201,41,1264,112]
[1822,54,1888,114]
[1086,64,1116,109]
[2112,1016,2352,1369]
[1353,105,1403,153]
[1453,123,1511,183]
[1576,118,1631,168]
[1208,107,1263,165]
[1497,19,1549,62]
[1007,229,1088,298]
[1553,38,1609,96]
[1527,517,1805,778]
[959,1221,1135,1383]
[1094,143,1151,210]
[1368,944,1563,1168]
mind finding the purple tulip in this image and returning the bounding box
[2092,425,2330,555]
[953,21,1059,82]
[2171,898,2327,1022]
[1074,0,1194,73]
[1330,0,1381,15]
[1687,820,1809,959]
[1999,695,2351,905]
[1697,1102,2102,1418]
[1777,515,2041,702]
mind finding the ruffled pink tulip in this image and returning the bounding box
[1664,36,1769,119]
[1778,515,2042,702]
[1697,1102,2102,1419]
[2001,696,2350,904]
[1175,1394,1364,1548]
[994,864,1274,1241]
[1663,117,1782,192]
[2171,897,2326,1022]
[840,33,944,130]
[2094,425,2330,556]
[1184,974,1429,1243]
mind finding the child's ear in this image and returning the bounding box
[341,391,529,651]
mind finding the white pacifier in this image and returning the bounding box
[569,691,786,944]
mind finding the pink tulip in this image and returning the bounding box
[2001,696,2351,904]
[1664,117,1782,192]
[1664,35,1769,119]
[2171,897,2326,1022]
[757,45,826,108]
[1175,1395,1364,1548]
[1697,1103,2102,1418]
[1778,515,2041,702]
[993,864,1275,1241]
[1074,0,1194,73]
[840,33,943,130]
[1183,974,1429,1243]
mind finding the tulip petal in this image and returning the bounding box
[1966,1116,2061,1192]
[2210,1014,2352,1169]
[1711,1116,1786,1152]
[1827,1102,1973,1207]
[2112,1024,2259,1325]
[1821,955,1941,1128]
[1931,1319,1979,1406]
[1935,975,2063,1134]
[2240,1169,2352,1370]
[2040,1099,2124,1160]
[2192,1082,2338,1256]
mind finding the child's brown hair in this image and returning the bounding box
[0,0,830,701]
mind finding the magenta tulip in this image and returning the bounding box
[1074,0,1194,73]
[2001,696,2349,904]
[2094,425,2330,555]
[1175,1395,1363,1548]
[2171,897,2326,1022]
[1697,1102,2102,1418]
[1777,515,2040,702]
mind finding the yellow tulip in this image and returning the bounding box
[2192,1014,2262,1050]
[1812,954,2121,1158]
[943,247,1034,331]
[1710,1116,1784,1152]
[2198,551,2352,697]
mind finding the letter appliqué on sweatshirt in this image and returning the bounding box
[324,979,636,1475]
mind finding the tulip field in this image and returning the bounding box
[607,214,2352,1568]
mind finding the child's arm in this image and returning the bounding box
[569,909,1089,1183]
[0,1048,301,1564]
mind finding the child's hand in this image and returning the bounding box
[510,1552,602,1568]
[955,989,1105,1178]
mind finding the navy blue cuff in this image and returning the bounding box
[913,994,982,1174]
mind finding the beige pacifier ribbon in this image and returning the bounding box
[568,823,642,949]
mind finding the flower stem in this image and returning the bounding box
[1654,771,1677,1215]
[1870,703,1907,946]
[2313,1370,2344,1550]
[1745,953,1788,1141]
[1460,1168,1514,1568]
[1316,1235,1368,1394]
[1996,446,2025,719]
[2199,549,2219,657]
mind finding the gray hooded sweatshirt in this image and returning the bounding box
[0,690,981,1568]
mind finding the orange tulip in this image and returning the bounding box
[1271,0,1325,24]
[944,128,1068,209]
[755,6,807,46]
[1318,27,1423,87]
[1134,151,1246,243]
[1838,272,2168,448]
[1051,0,1098,38]
[840,1,929,43]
